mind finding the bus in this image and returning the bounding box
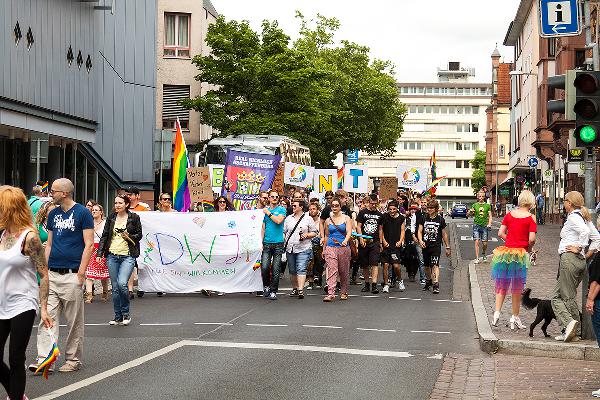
[196,134,311,166]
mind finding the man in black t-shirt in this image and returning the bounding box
[417,199,451,294]
[381,200,406,293]
[357,193,383,294]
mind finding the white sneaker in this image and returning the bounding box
[564,319,580,342]
[382,284,390,293]
[474,258,480,264]
[122,315,131,326]
[398,280,405,292]
[555,334,566,341]
[592,388,600,397]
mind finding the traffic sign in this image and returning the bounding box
[543,169,554,182]
[346,149,359,164]
[528,157,539,168]
[539,0,581,38]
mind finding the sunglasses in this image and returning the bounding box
[331,203,341,207]
[218,200,226,204]
[161,197,171,201]
[269,195,279,199]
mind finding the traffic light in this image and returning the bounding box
[547,70,576,119]
[573,71,600,148]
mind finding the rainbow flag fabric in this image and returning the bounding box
[41,181,49,192]
[172,118,191,212]
[428,150,437,195]
[35,329,60,379]
[337,167,344,189]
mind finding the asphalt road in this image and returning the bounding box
[451,216,503,262]
[22,223,483,400]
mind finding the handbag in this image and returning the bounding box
[282,213,306,262]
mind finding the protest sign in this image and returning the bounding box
[379,177,398,200]
[343,164,369,193]
[208,164,225,194]
[313,169,337,194]
[186,167,214,203]
[396,165,428,192]
[284,162,315,188]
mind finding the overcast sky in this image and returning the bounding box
[211,0,521,83]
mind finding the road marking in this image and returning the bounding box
[427,353,444,359]
[356,328,397,333]
[460,235,498,242]
[389,297,422,301]
[85,323,109,326]
[411,330,451,334]
[432,299,463,303]
[302,324,343,329]
[456,224,471,228]
[193,322,233,326]
[139,323,182,326]
[361,295,380,298]
[185,340,414,358]
[246,323,288,327]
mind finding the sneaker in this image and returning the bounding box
[109,316,123,326]
[122,315,131,326]
[564,319,580,342]
[371,284,379,294]
[217,292,225,296]
[423,280,432,291]
[420,279,426,285]
[268,292,277,300]
[398,280,406,292]
[28,363,54,376]
[432,283,440,294]
[263,286,270,297]
[382,284,390,293]
[289,289,299,297]
[361,283,371,292]
[482,255,488,262]
[298,290,304,299]
[306,283,314,290]
[474,258,480,264]
[593,388,600,398]
[58,362,81,373]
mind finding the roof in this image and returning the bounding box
[203,0,218,18]
[492,46,501,58]
[504,0,534,46]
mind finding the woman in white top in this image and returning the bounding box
[85,204,109,303]
[0,186,52,400]
[551,191,600,342]
[284,199,318,299]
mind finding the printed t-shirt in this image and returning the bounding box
[381,213,405,247]
[47,203,94,269]
[356,208,383,242]
[263,206,287,244]
[109,221,130,256]
[422,214,446,250]
[471,202,491,227]
[502,213,537,250]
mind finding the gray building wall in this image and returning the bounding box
[94,0,157,184]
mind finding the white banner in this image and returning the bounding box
[396,165,428,192]
[343,164,369,193]
[137,211,264,293]
[208,164,225,194]
[284,162,315,188]
[313,169,338,193]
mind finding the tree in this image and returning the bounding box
[470,150,486,194]
[182,14,406,167]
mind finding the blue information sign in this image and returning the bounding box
[539,0,581,38]
[346,149,359,164]
[528,157,539,168]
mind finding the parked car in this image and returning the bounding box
[451,204,468,219]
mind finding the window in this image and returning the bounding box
[548,38,556,57]
[14,21,22,46]
[446,178,453,186]
[575,50,586,69]
[162,85,191,129]
[456,179,462,187]
[472,142,479,150]
[464,160,470,168]
[472,124,479,132]
[472,106,479,114]
[463,179,470,187]
[456,142,463,150]
[456,160,462,168]
[164,13,190,58]
[499,144,505,158]
[426,87,433,94]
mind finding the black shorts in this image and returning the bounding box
[381,247,402,265]
[423,247,441,268]
[359,242,381,267]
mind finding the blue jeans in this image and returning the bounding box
[261,242,283,292]
[107,254,136,318]
[472,225,489,241]
[287,248,313,276]
[592,299,600,347]
[414,244,425,280]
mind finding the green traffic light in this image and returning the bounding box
[579,125,597,143]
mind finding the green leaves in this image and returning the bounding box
[184,14,406,167]
[470,150,487,194]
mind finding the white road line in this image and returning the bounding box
[193,322,233,326]
[361,295,379,298]
[427,353,444,359]
[246,323,288,327]
[411,330,451,334]
[389,297,422,301]
[356,328,397,333]
[302,324,343,329]
[432,299,463,303]
[31,341,188,400]
[460,235,499,242]
[139,323,182,326]
[185,340,414,358]
[85,323,109,326]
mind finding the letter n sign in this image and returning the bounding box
[343,164,368,193]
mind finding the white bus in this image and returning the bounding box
[196,134,311,166]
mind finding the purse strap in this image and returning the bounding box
[284,213,305,251]
[328,216,348,244]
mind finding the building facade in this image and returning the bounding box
[361,62,492,209]
[485,47,512,207]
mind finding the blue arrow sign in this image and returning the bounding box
[528,157,539,168]
[539,0,581,38]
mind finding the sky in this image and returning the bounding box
[211,0,522,83]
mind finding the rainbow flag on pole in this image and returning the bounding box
[427,149,438,195]
[337,167,344,189]
[35,328,60,379]
[172,118,191,212]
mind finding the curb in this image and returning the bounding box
[468,259,600,360]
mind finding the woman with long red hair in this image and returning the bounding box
[0,186,53,400]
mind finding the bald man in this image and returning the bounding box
[29,178,94,374]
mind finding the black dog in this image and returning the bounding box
[521,288,555,338]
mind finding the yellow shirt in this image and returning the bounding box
[109,221,130,256]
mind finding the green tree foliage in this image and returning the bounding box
[470,150,487,194]
[182,13,406,167]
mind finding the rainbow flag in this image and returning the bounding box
[423,175,447,195]
[428,150,437,195]
[41,181,49,192]
[35,329,60,379]
[172,118,191,212]
[337,167,344,189]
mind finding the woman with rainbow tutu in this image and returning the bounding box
[491,190,537,330]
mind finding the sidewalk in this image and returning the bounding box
[470,222,600,357]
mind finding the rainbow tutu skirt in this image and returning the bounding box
[490,246,530,295]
